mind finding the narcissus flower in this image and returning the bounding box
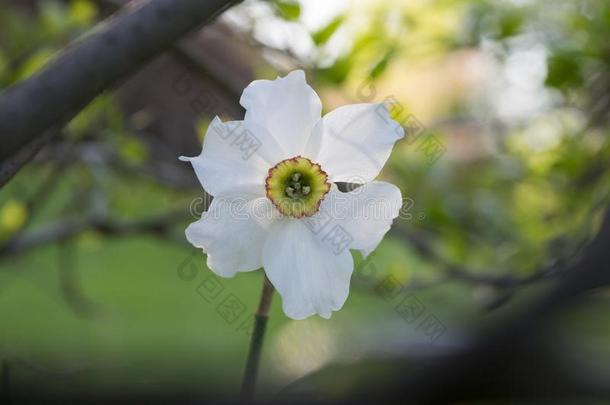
[181,70,404,319]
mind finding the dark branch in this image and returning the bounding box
[58,239,100,318]
[344,207,610,403]
[0,0,241,187]
[0,209,186,258]
[0,129,58,188]
[390,225,561,288]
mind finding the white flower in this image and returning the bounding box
[180,70,404,320]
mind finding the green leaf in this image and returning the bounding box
[368,48,396,79]
[498,9,524,38]
[118,137,148,165]
[312,16,345,46]
[317,55,352,85]
[0,199,28,241]
[69,0,98,26]
[272,0,301,22]
[545,50,583,90]
[39,0,70,35]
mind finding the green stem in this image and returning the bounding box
[239,274,274,401]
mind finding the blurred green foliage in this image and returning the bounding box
[308,0,610,278]
[271,0,301,22]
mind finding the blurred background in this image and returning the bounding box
[1,0,610,402]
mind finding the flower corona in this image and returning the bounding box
[265,156,331,218]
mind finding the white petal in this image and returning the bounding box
[186,196,279,277]
[180,116,284,198]
[316,182,402,257]
[240,70,322,158]
[263,219,353,320]
[305,103,404,183]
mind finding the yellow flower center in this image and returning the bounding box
[265,156,331,218]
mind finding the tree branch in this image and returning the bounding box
[390,225,562,288]
[0,129,58,188]
[0,0,241,187]
[344,207,610,403]
[0,208,186,258]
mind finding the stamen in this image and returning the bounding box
[265,156,331,218]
